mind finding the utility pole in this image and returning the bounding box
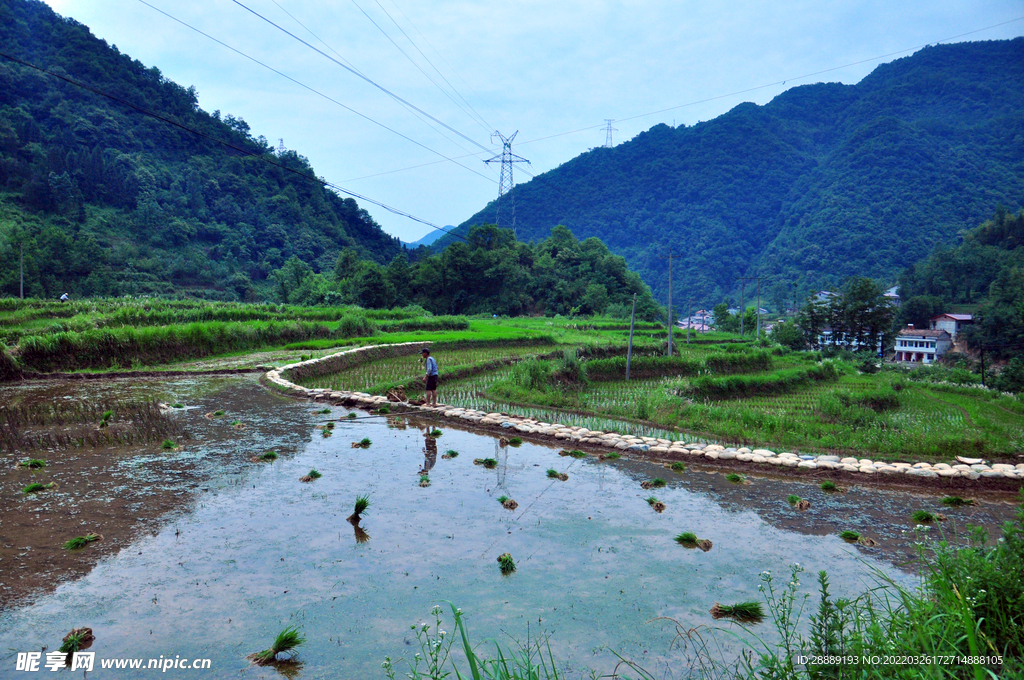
[19,242,24,300]
[739,280,745,336]
[980,346,986,387]
[660,252,679,356]
[757,278,762,339]
[603,119,617,148]
[687,298,692,344]
[626,294,637,380]
[484,131,530,238]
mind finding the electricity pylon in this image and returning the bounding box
[484,131,530,237]
[603,119,617,147]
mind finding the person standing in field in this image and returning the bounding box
[421,347,438,406]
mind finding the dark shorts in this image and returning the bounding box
[425,375,438,391]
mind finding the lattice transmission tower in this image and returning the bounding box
[484,130,530,236]
[603,119,617,147]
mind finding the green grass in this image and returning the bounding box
[353,494,370,517]
[670,461,685,471]
[497,552,516,575]
[64,533,100,550]
[252,626,305,664]
[840,530,861,541]
[161,439,177,450]
[820,480,837,491]
[912,510,936,523]
[18,459,46,469]
[712,601,765,620]
[675,532,698,544]
[22,482,48,493]
[58,630,89,654]
[941,496,974,507]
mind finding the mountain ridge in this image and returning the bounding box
[451,38,1024,307]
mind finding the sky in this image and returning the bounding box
[40,0,1024,243]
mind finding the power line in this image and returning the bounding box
[229,0,493,155]
[136,0,495,185]
[0,50,476,244]
[356,0,493,133]
[484,131,530,237]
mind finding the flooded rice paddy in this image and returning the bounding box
[0,377,1019,678]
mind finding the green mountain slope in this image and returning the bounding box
[0,0,400,299]
[453,39,1024,307]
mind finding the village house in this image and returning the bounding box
[929,313,973,341]
[894,325,952,364]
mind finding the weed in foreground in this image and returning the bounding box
[59,627,94,654]
[64,533,101,550]
[912,509,936,522]
[711,601,764,622]
[23,482,56,494]
[348,494,370,523]
[249,626,305,666]
[497,552,516,575]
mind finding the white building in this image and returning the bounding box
[894,326,952,364]
[929,313,973,341]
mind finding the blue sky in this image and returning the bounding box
[42,0,1024,242]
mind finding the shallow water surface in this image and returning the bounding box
[0,381,1017,679]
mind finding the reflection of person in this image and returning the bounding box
[421,347,438,406]
[420,431,437,475]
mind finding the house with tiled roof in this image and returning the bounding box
[929,313,973,341]
[894,326,952,364]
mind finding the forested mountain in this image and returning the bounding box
[0,0,400,299]
[452,39,1024,307]
[898,207,1024,359]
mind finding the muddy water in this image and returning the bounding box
[0,379,1018,679]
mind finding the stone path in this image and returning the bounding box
[263,343,1024,484]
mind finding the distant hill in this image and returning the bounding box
[450,39,1024,308]
[0,0,400,299]
[403,227,451,249]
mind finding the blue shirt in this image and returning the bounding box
[425,356,438,376]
